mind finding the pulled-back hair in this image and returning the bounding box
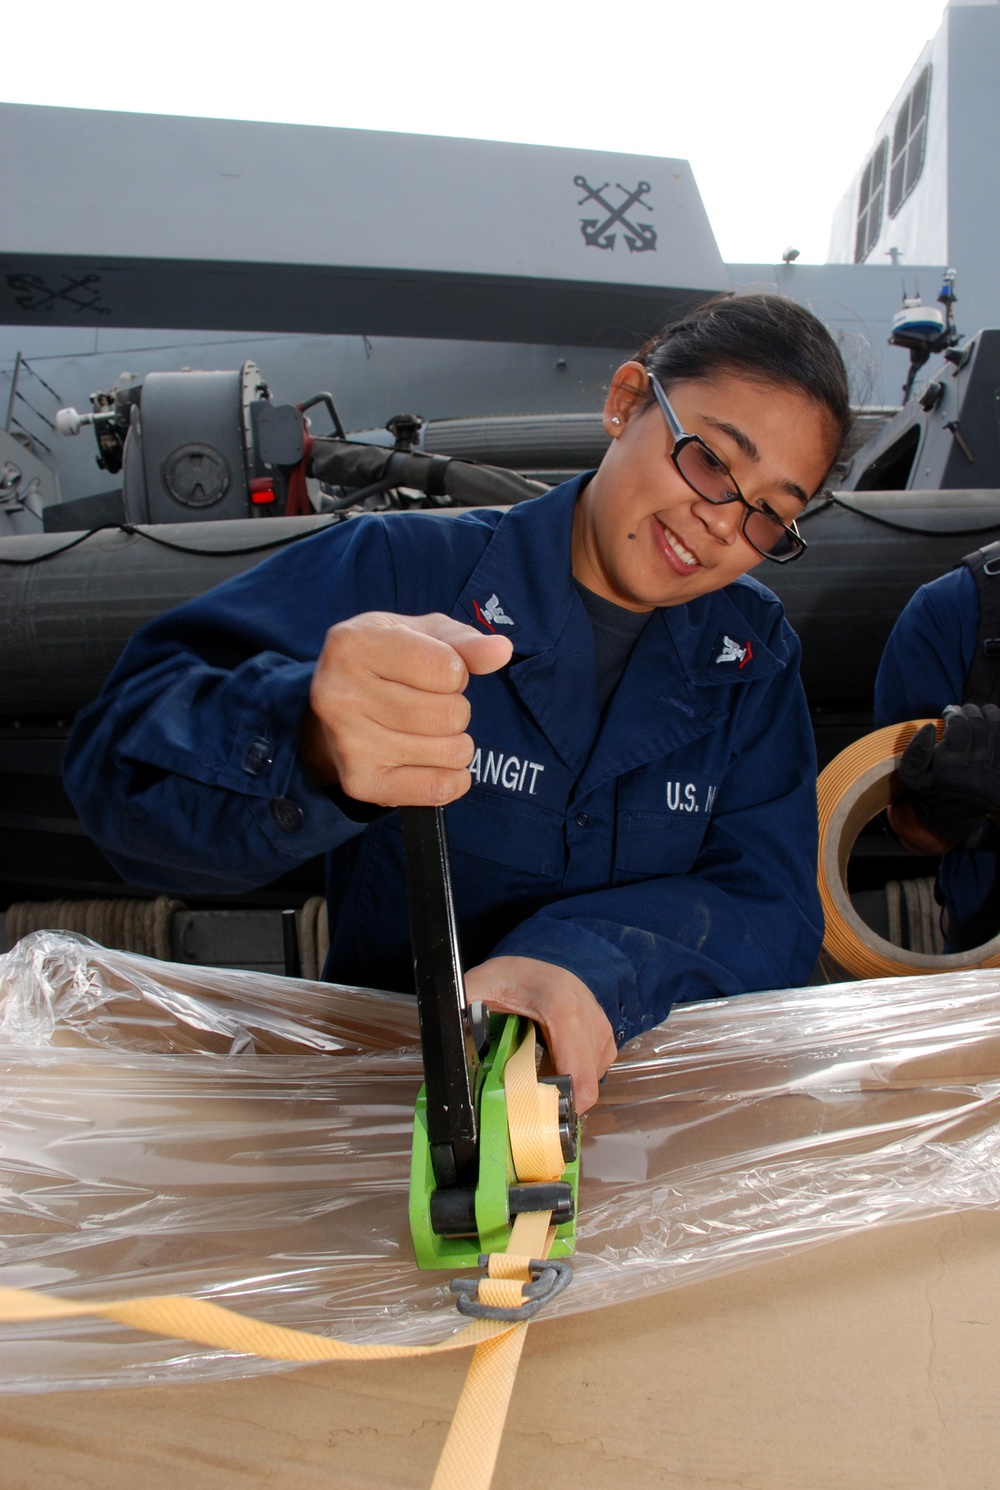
[636,293,852,460]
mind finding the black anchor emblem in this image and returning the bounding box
[574,177,657,253]
[5,272,111,316]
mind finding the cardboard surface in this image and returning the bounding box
[2,1210,998,1490]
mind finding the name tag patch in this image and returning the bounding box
[469,747,545,796]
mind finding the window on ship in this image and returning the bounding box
[888,65,931,217]
[854,138,888,263]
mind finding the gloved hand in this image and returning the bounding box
[898,702,1000,847]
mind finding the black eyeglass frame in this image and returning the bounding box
[647,373,808,565]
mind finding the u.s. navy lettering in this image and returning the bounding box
[666,780,716,813]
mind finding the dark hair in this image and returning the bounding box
[636,292,852,460]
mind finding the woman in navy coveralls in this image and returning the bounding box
[64,294,851,1108]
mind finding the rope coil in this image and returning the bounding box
[5,896,183,961]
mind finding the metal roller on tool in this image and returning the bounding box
[401,807,580,1277]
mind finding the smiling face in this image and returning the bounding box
[572,362,837,611]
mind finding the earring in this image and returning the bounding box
[611,416,621,428]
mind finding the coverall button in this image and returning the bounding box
[243,737,274,776]
[575,812,590,828]
[269,796,304,833]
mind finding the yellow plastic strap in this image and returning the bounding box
[486,1252,537,1280]
[429,1024,566,1490]
[430,1208,554,1490]
[432,1025,572,1490]
[0,1226,556,1490]
[0,1282,512,1361]
[504,1020,565,1181]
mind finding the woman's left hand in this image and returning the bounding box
[463,955,617,1113]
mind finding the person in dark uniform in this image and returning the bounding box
[875,546,1000,951]
[63,293,851,1108]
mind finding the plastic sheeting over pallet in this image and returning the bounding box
[2,930,1000,1394]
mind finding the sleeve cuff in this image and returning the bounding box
[489,916,639,1046]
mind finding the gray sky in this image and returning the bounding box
[3,0,950,264]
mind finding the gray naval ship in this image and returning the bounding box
[0,0,996,968]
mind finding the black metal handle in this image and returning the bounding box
[401,806,481,1190]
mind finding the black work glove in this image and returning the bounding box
[898,702,1000,848]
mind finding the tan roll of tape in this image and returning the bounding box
[817,719,1000,978]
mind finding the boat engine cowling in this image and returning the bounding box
[121,361,305,523]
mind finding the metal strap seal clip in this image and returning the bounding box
[450,1256,572,1322]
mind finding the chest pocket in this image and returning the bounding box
[445,789,565,878]
[613,771,718,876]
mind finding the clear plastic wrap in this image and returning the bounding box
[3,929,1000,1393]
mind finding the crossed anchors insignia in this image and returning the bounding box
[5,272,111,316]
[574,176,657,253]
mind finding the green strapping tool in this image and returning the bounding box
[401,806,580,1271]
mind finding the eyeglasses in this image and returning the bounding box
[648,374,807,564]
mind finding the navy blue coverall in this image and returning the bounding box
[63,476,823,1046]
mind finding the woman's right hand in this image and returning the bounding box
[300,612,513,808]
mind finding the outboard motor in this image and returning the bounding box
[120,362,307,523]
[57,362,307,523]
